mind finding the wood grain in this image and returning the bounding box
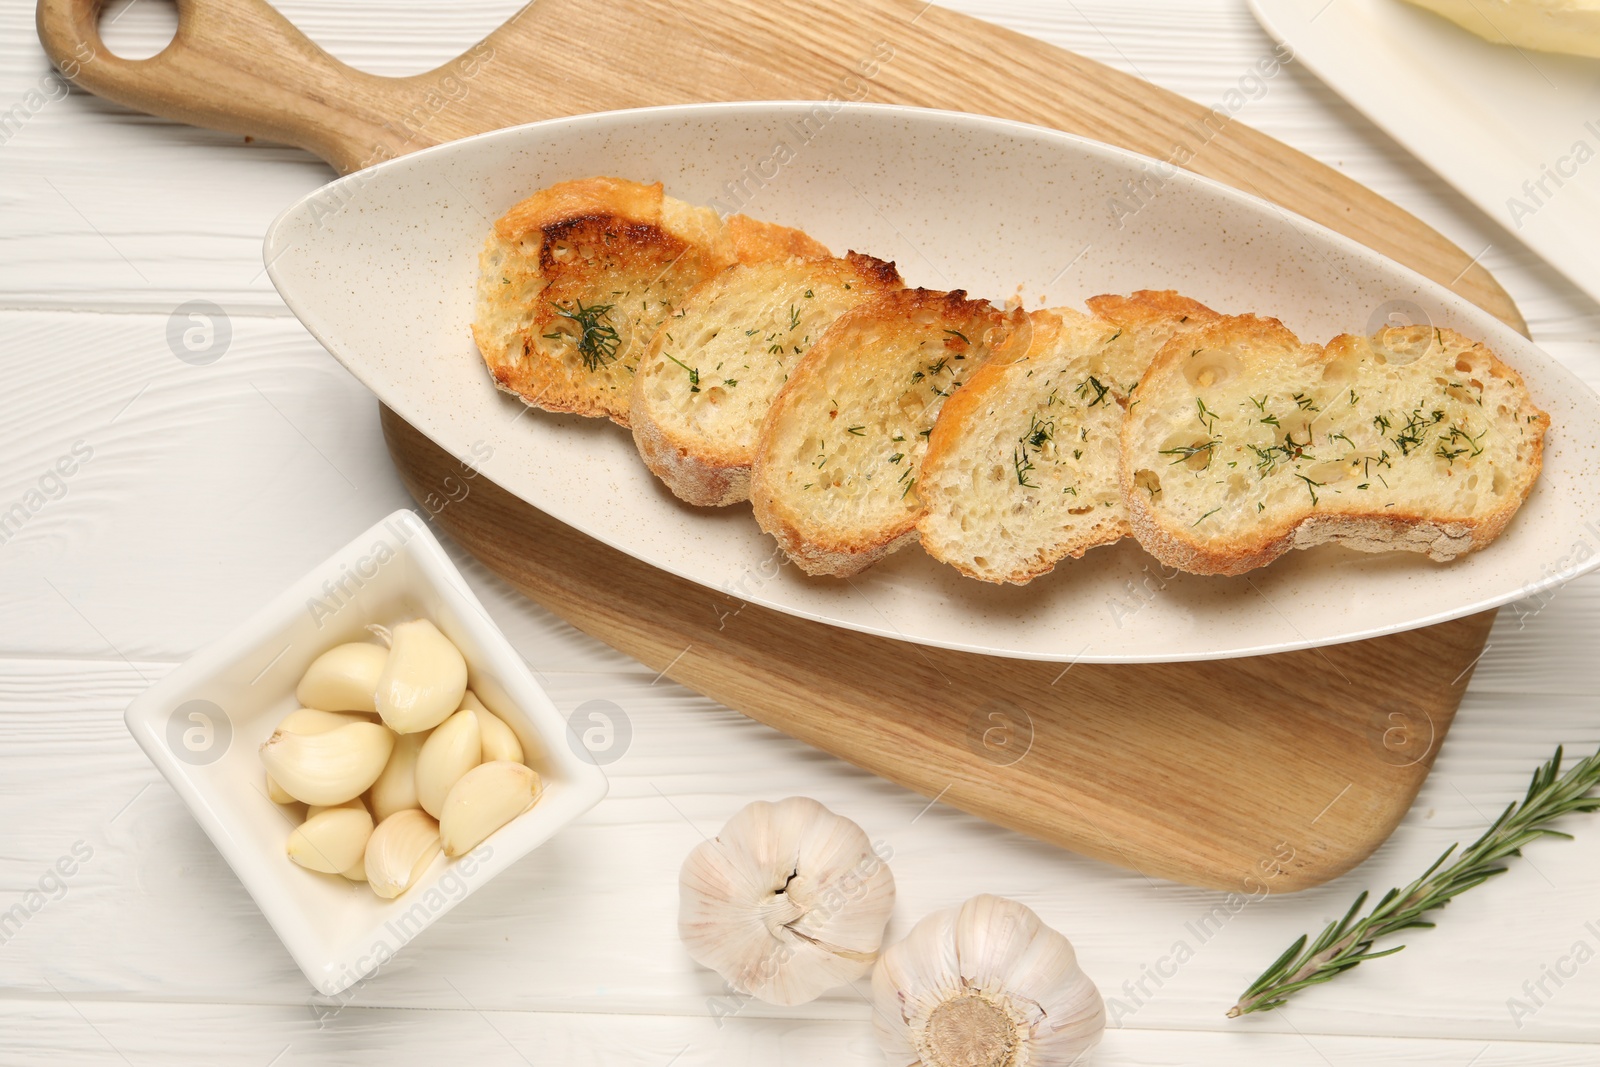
[35,0,1523,890]
[37,0,1522,329]
[385,404,1498,892]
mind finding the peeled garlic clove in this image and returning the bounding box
[438,760,541,857]
[296,642,388,713]
[278,707,372,735]
[679,797,895,1006]
[371,619,467,734]
[287,805,374,874]
[460,691,524,764]
[415,709,481,818]
[308,796,367,820]
[364,809,441,898]
[266,773,295,805]
[871,895,1105,1067]
[368,730,427,822]
[341,861,368,882]
[260,721,395,806]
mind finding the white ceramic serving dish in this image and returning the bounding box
[264,102,1600,663]
[1251,0,1600,306]
[124,509,608,995]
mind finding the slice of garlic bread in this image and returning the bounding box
[631,252,904,506]
[472,176,825,427]
[1121,318,1550,576]
[749,289,1030,577]
[917,292,1220,584]
[917,309,1132,584]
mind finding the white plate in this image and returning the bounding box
[1251,0,1600,306]
[264,102,1600,663]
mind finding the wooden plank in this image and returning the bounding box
[385,406,1497,891]
[37,0,1521,328]
[1,661,1597,1040]
[31,0,1532,890]
[0,309,627,672]
[3,1000,1599,1064]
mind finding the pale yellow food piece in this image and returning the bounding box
[1402,0,1600,59]
[919,292,1220,584]
[631,252,903,505]
[915,311,1120,584]
[1121,317,1549,575]
[749,289,1030,577]
[472,176,826,426]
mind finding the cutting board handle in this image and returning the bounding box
[36,0,414,173]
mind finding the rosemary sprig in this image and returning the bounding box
[1229,745,1600,1017]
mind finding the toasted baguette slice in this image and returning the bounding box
[631,252,903,506]
[917,292,1220,584]
[472,176,825,426]
[914,310,1125,584]
[1085,289,1223,397]
[1121,318,1550,575]
[750,289,1030,577]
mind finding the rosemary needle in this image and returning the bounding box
[1229,744,1600,1017]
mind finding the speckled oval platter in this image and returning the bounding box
[265,102,1600,663]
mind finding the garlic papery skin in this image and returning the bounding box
[295,642,388,713]
[678,796,895,1007]
[871,895,1105,1067]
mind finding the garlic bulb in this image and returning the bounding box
[678,796,894,1006]
[871,895,1105,1067]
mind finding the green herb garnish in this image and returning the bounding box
[664,353,700,393]
[544,299,621,371]
[1231,746,1600,1017]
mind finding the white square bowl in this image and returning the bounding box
[124,508,608,994]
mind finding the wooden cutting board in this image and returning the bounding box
[39,0,1517,891]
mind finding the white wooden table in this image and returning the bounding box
[3,1,1598,1062]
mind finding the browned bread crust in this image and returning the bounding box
[471,176,821,427]
[749,288,1030,576]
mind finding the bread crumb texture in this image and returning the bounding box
[472,176,823,427]
[631,252,902,506]
[749,289,1030,576]
[1121,319,1549,576]
[472,177,1551,582]
[918,290,1221,584]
